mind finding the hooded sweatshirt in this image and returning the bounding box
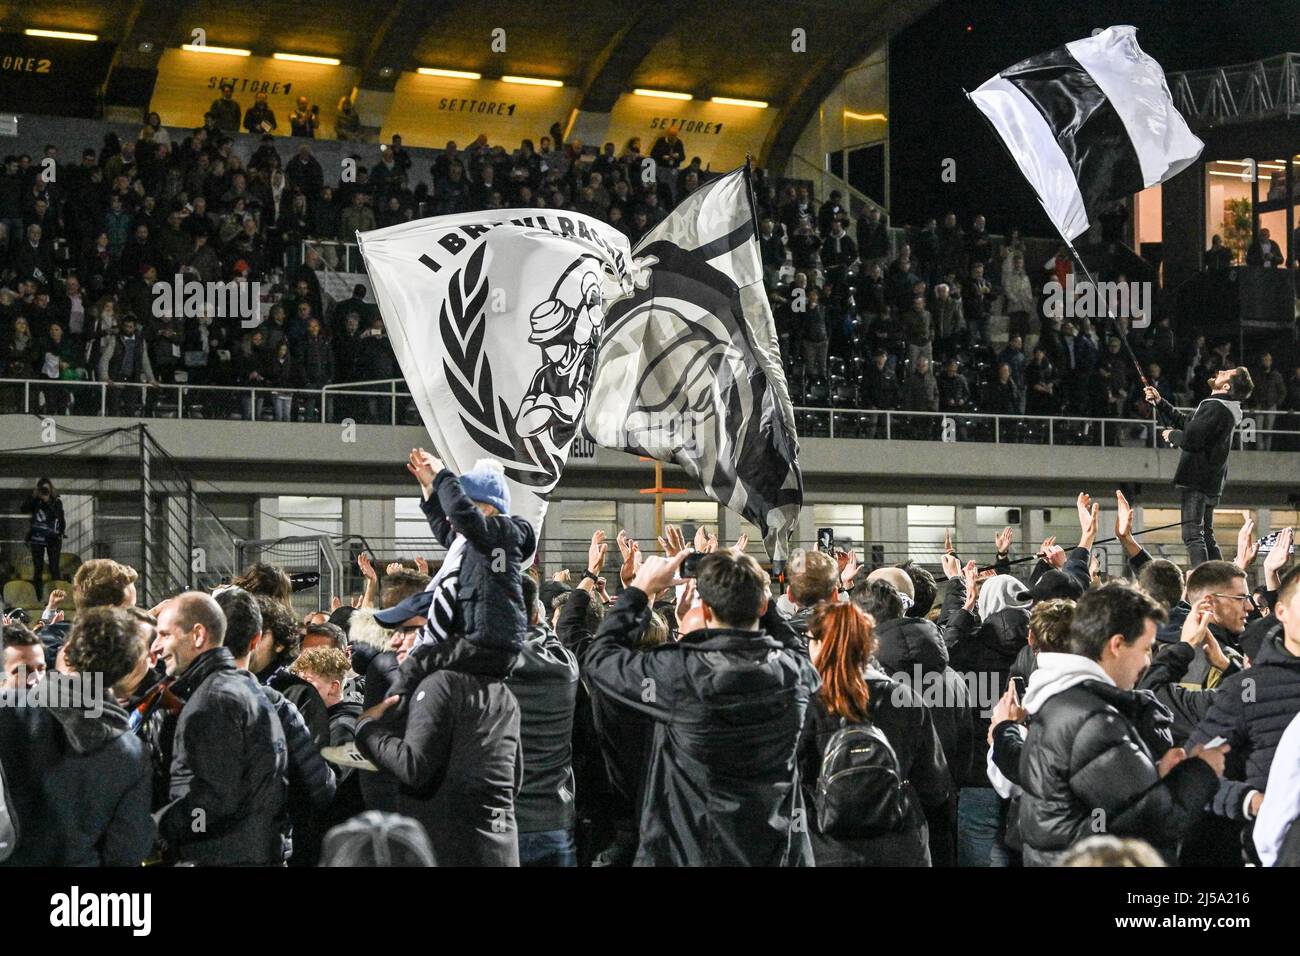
[0,673,154,866]
[978,575,1032,622]
[1023,651,1115,714]
[1157,394,1243,496]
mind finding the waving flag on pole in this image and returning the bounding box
[356,211,633,541]
[582,166,803,559]
[969,24,1203,241]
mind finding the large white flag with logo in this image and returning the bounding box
[582,166,803,559]
[356,211,633,539]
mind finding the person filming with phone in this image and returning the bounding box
[1144,367,1253,567]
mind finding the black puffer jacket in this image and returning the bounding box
[156,648,290,866]
[421,469,536,651]
[0,678,154,866]
[1019,653,1219,866]
[798,672,951,866]
[873,615,974,785]
[261,683,336,865]
[1136,641,1218,746]
[1188,629,1300,820]
[583,587,821,866]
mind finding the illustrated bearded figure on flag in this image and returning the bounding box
[356,211,634,539]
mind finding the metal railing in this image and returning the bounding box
[5,378,1300,450]
[1168,52,1300,126]
[790,405,1300,450]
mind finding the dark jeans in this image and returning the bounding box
[517,828,576,867]
[1181,488,1221,568]
[31,539,61,597]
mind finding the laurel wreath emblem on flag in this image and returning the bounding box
[438,242,563,488]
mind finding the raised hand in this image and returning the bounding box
[1180,595,1216,648]
[357,552,378,582]
[415,556,429,576]
[406,447,441,490]
[731,533,749,556]
[1076,493,1094,532]
[944,528,954,554]
[385,562,405,576]
[995,526,1013,555]
[693,525,711,553]
[46,588,67,609]
[1115,489,1134,539]
[1264,527,1294,590]
[941,550,962,580]
[617,530,642,588]
[1235,515,1259,572]
[631,551,690,597]
[588,530,608,574]
[840,548,861,588]
[658,523,687,558]
[552,569,572,584]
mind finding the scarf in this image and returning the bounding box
[413,535,467,649]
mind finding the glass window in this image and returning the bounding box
[908,505,954,525]
[275,496,341,539]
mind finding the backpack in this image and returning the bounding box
[0,754,17,863]
[816,716,910,838]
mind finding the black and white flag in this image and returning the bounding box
[970,24,1202,241]
[583,167,803,558]
[356,211,633,538]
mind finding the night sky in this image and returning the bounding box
[888,0,1300,235]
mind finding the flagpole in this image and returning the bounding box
[1062,239,1151,389]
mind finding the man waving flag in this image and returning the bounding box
[969,24,1203,242]
[583,166,803,559]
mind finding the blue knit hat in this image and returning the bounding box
[458,458,511,514]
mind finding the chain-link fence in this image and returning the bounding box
[236,536,341,618]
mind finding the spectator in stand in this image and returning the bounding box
[209,82,242,134]
[335,96,362,141]
[938,357,972,416]
[1245,228,1284,267]
[902,294,933,367]
[758,217,785,291]
[1205,234,1233,270]
[981,362,1021,418]
[966,214,993,273]
[902,356,939,435]
[1254,351,1286,451]
[962,261,994,348]
[1002,252,1035,340]
[339,191,376,242]
[289,96,319,138]
[857,205,891,270]
[801,286,829,377]
[820,218,856,287]
[244,92,278,135]
[936,212,965,278]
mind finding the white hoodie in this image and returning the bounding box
[1255,710,1300,866]
[1022,652,1115,716]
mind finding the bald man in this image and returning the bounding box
[867,566,915,607]
[152,592,289,865]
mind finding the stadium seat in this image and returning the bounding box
[15,555,34,581]
[3,580,39,610]
[59,552,81,578]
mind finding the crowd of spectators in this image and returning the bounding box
[2,105,1298,438]
[758,198,1300,444]
[0,108,741,422]
[4,456,1299,869]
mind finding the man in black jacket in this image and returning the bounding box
[1018,581,1227,866]
[152,592,290,865]
[1187,564,1300,859]
[583,549,821,866]
[216,587,336,866]
[1145,366,1253,567]
[354,635,523,866]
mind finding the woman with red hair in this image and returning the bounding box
[798,601,951,866]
